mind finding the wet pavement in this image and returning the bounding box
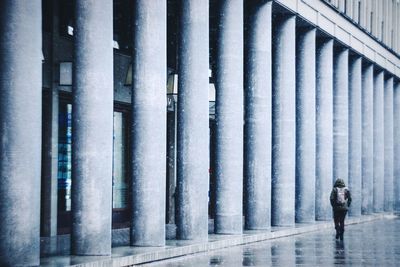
[140,216,400,266]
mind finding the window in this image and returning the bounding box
[57,102,72,212]
[57,96,131,233]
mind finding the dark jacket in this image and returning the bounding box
[330,178,352,211]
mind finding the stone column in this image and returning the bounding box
[394,81,400,212]
[333,47,349,185]
[71,0,113,255]
[295,27,316,223]
[131,0,166,246]
[271,15,296,227]
[244,1,272,230]
[0,2,42,266]
[348,56,362,217]
[373,71,385,213]
[384,77,394,212]
[176,0,209,241]
[315,38,333,221]
[361,63,374,214]
[214,0,243,234]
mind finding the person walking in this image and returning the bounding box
[330,178,352,240]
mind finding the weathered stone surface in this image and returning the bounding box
[348,56,362,217]
[384,77,394,212]
[295,27,316,223]
[394,82,400,213]
[214,0,243,235]
[361,63,374,214]
[333,48,349,185]
[315,38,333,221]
[271,15,296,227]
[244,1,272,230]
[373,71,385,212]
[176,0,209,241]
[0,2,42,266]
[71,0,113,255]
[131,0,166,246]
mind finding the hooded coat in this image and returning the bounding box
[330,178,352,211]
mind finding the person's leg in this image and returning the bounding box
[339,211,347,240]
[333,211,340,239]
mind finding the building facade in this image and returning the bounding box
[0,0,400,266]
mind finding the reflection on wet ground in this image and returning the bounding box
[140,217,400,266]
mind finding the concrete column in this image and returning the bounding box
[373,71,385,212]
[315,38,333,221]
[176,0,209,241]
[295,27,316,223]
[0,2,42,266]
[333,47,349,185]
[394,81,400,212]
[244,1,272,230]
[361,63,374,214]
[271,15,296,227]
[131,0,166,246]
[214,0,243,234]
[384,77,394,212]
[348,56,362,217]
[71,0,113,255]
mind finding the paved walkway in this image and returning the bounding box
[140,215,400,266]
[40,214,398,266]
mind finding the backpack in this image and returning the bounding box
[336,187,348,206]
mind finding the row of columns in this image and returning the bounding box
[1,0,400,266]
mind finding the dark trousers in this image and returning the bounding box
[333,210,347,234]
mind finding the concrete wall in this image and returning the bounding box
[276,0,400,79]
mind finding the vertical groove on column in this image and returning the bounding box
[176,0,209,241]
[295,27,316,223]
[315,38,334,221]
[131,0,166,246]
[244,0,272,231]
[348,56,362,217]
[215,0,243,235]
[373,71,385,213]
[271,15,296,227]
[394,81,400,213]
[333,47,349,185]
[0,2,42,266]
[72,0,113,255]
[361,63,374,215]
[384,77,394,212]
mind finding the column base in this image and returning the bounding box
[214,215,243,234]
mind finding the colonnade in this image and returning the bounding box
[1,0,400,266]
